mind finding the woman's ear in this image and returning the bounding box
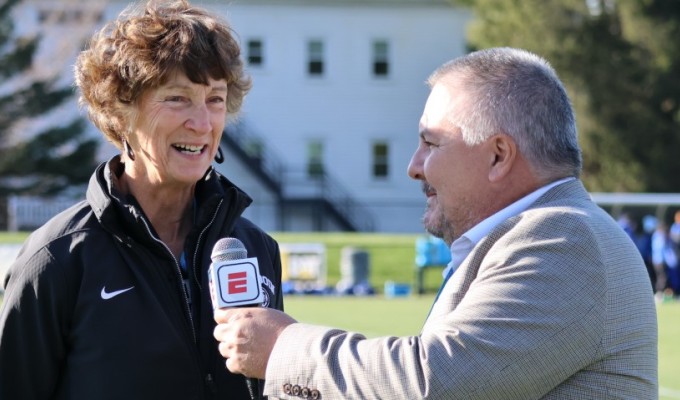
[488,134,516,182]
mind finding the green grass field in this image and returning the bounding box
[2,231,678,398]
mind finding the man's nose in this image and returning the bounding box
[407,148,424,180]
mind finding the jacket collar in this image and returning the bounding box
[529,178,591,209]
[86,155,252,244]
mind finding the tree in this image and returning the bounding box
[463,0,680,192]
[0,0,98,197]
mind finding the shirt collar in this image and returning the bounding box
[443,177,575,277]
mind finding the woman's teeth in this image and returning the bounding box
[173,144,203,154]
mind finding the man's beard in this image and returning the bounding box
[420,182,456,244]
[424,205,455,245]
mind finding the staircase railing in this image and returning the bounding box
[222,121,283,194]
[281,169,375,232]
[221,121,375,232]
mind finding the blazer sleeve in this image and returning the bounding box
[262,212,630,399]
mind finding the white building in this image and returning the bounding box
[13,0,472,233]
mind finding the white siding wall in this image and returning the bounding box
[217,146,280,232]
[213,1,471,232]
[15,0,472,233]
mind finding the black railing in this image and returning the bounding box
[221,121,375,232]
[281,169,375,232]
[222,121,284,194]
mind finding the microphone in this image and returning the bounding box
[208,237,265,309]
[208,237,263,400]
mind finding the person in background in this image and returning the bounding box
[213,47,657,399]
[669,210,680,245]
[651,219,675,301]
[0,1,283,399]
[617,211,635,238]
[667,210,680,295]
[631,214,656,292]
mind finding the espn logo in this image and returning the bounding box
[208,257,264,308]
[228,271,248,294]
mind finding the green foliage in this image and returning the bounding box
[466,0,680,192]
[449,0,476,7]
[0,120,98,195]
[0,0,98,197]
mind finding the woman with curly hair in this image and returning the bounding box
[0,1,283,399]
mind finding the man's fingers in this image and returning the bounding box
[213,320,229,341]
[212,307,293,379]
[215,307,258,324]
[214,308,232,323]
[217,340,230,358]
[225,354,239,374]
[224,348,252,375]
[216,327,246,375]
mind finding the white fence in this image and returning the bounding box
[7,195,79,232]
[0,244,22,292]
[6,192,680,233]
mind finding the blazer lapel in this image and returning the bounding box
[423,179,592,326]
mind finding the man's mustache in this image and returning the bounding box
[422,182,436,196]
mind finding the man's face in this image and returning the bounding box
[407,82,490,244]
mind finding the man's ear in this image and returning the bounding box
[488,134,516,182]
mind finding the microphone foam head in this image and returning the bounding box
[211,237,247,261]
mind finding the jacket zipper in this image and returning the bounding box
[192,199,224,292]
[137,215,197,343]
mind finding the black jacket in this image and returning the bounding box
[0,156,283,400]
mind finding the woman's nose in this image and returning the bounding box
[185,104,212,134]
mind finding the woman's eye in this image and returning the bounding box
[165,96,185,102]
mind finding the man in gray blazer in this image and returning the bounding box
[214,47,658,399]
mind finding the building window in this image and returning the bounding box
[307,140,324,177]
[307,40,324,76]
[372,40,389,77]
[38,8,103,24]
[247,39,263,66]
[372,142,389,178]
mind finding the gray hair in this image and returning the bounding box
[427,47,582,179]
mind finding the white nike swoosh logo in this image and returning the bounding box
[101,286,135,300]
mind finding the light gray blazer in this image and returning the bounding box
[264,180,658,399]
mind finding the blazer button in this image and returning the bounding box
[301,387,310,398]
[292,385,302,396]
[310,389,321,399]
[283,383,292,394]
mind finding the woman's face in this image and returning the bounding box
[128,70,227,189]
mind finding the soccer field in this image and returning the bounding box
[1,231,676,397]
[0,293,676,397]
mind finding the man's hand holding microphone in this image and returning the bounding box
[209,238,296,380]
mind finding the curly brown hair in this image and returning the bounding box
[74,0,252,150]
